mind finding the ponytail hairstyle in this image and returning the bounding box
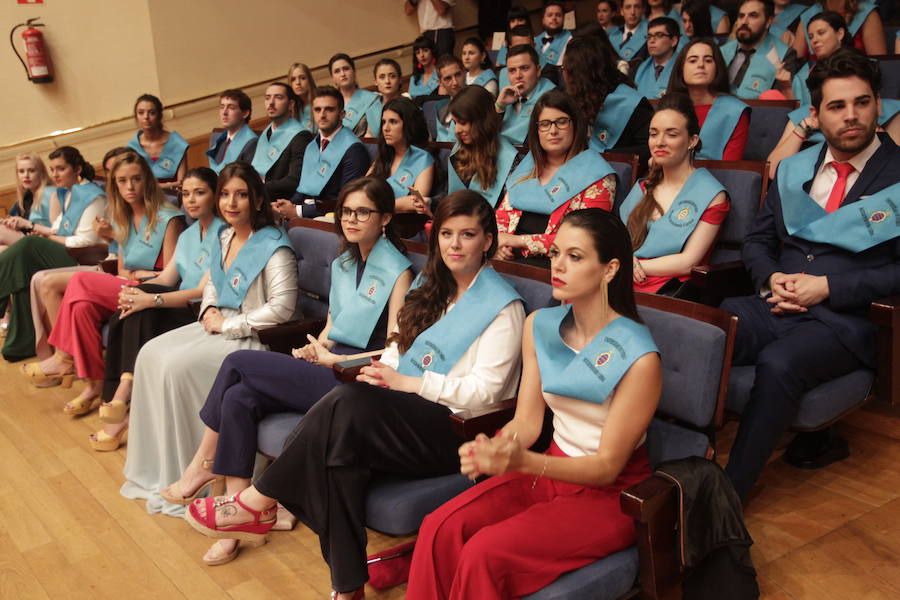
[334,177,406,266]
[107,151,170,244]
[217,161,276,231]
[371,97,429,180]
[561,208,641,322]
[521,90,588,182]
[133,93,165,130]
[626,93,701,251]
[461,36,495,71]
[391,191,498,353]
[412,35,436,81]
[447,86,502,192]
[48,146,96,182]
[14,152,49,215]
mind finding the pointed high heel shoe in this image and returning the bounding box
[89,426,129,452]
[160,459,225,506]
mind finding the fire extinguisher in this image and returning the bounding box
[10,17,53,84]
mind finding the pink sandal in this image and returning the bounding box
[185,490,276,544]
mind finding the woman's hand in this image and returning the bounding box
[93,216,114,240]
[118,285,155,317]
[412,194,433,217]
[633,259,647,283]
[291,334,341,367]
[271,199,296,220]
[357,359,419,393]
[31,223,51,237]
[202,307,225,334]
[3,216,30,230]
[459,431,524,480]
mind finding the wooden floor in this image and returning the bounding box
[2,355,900,599]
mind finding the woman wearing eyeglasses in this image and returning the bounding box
[159,177,412,566]
[495,90,617,266]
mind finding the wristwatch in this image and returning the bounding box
[153,294,163,307]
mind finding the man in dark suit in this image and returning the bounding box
[272,86,369,218]
[238,82,313,200]
[721,49,900,500]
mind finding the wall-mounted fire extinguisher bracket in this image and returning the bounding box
[10,17,54,84]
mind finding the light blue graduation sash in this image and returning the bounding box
[589,83,644,152]
[501,77,557,145]
[448,139,519,207]
[251,118,304,178]
[298,104,315,133]
[206,125,258,174]
[799,1,875,48]
[720,35,790,99]
[496,44,509,67]
[508,150,614,215]
[127,131,188,180]
[471,69,498,89]
[788,99,900,144]
[533,306,657,404]
[397,267,522,376]
[343,89,379,131]
[619,168,725,258]
[617,20,648,60]
[58,183,104,237]
[634,54,676,99]
[365,97,385,137]
[498,67,510,89]
[174,217,225,290]
[409,70,439,98]
[534,30,572,66]
[297,127,362,197]
[386,145,435,198]
[120,206,184,271]
[328,237,411,348]
[697,95,749,160]
[770,3,807,39]
[433,98,456,142]
[210,226,293,309]
[776,144,900,252]
[709,5,727,32]
[28,185,57,228]
[791,62,812,106]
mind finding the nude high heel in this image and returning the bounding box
[21,352,75,388]
[99,374,132,424]
[160,459,225,506]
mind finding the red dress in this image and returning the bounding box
[694,103,750,161]
[496,174,615,257]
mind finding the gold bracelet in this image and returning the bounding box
[532,455,549,489]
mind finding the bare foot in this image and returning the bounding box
[37,353,72,376]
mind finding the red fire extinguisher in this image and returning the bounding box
[10,17,53,84]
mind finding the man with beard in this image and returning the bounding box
[242,82,313,200]
[720,49,900,500]
[534,1,572,67]
[495,45,556,145]
[720,0,797,98]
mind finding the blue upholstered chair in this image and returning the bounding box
[602,152,639,211]
[877,55,900,99]
[741,99,798,162]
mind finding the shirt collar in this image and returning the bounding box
[320,126,342,144]
[822,134,881,174]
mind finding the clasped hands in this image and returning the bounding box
[117,284,153,317]
[459,430,524,481]
[292,334,340,367]
[768,271,830,314]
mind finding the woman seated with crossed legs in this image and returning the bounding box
[407,208,662,599]
[619,93,730,296]
[161,177,412,565]
[184,191,525,600]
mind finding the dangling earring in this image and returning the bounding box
[483,251,488,264]
[382,224,386,238]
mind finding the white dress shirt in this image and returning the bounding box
[415,0,455,31]
[50,189,106,248]
[808,135,881,208]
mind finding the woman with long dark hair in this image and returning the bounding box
[461,36,499,96]
[409,35,440,98]
[183,192,525,599]
[666,38,750,160]
[407,208,662,599]
[680,0,715,39]
[121,162,298,517]
[367,97,435,213]
[447,86,520,208]
[126,94,188,191]
[619,93,729,295]
[363,58,404,138]
[496,90,617,265]
[562,36,653,163]
[329,53,379,137]
[793,0,886,57]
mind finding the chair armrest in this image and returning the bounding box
[448,399,517,441]
[620,475,682,600]
[332,355,380,383]
[690,260,752,303]
[99,258,118,275]
[66,243,109,266]
[253,318,326,355]
[871,295,900,406]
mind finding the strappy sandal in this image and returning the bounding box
[21,352,75,388]
[160,459,224,506]
[202,537,267,567]
[63,394,101,416]
[89,426,128,451]
[185,490,276,544]
[271,504,297,531]
[100,373,132,424]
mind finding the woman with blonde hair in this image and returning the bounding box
[0,152,49,249]
[288,62,317,131]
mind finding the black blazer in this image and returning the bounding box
[239,129,314,201]
[290,135,370,206]
[742,133,900,366]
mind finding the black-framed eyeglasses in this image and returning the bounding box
[537,117,572,132]
[340,207,381,222]
[646,32,675,40]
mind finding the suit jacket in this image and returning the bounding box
[289,135,371,207]
[742,133,900,366]
[238,129,314,201]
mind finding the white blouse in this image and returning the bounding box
[50,189,106,248]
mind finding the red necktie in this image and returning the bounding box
[824,162,855,213]
[321,138,329,153]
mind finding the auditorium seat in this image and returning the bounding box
[742,99,798,162]
[423,100,441,141]
[875,55,900,99]
[602,152,640,210]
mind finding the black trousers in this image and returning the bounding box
[101,284,194,402]
[254,382,463,593]
[424,27,455,58]
[720,295,862,499]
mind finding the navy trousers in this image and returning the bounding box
[720,295,862,499]
[198,345,357,478]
